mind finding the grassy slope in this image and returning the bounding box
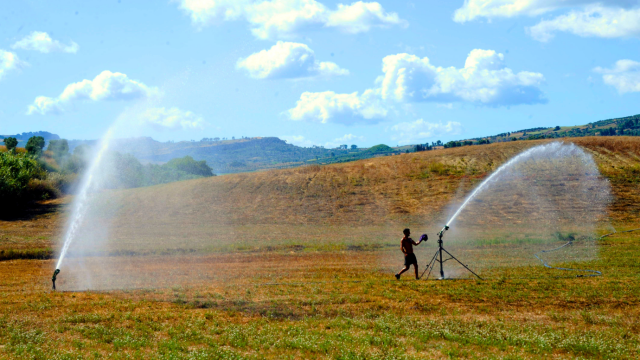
[2,137,639,254]
[112,137,640,226]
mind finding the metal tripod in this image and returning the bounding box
[421,228,483,280]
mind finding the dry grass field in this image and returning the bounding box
[1,137,640,358]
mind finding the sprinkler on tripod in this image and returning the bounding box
[52,269,60,290]
[422,225,483,280]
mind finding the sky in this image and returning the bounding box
[1,0,639,148]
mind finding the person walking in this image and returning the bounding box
[395,228,427,280]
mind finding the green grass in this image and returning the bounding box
[1,228,639,359]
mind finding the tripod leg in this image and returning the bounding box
[441,248,484,280]
[421,250,439,280]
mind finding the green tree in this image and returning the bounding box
[25,136,45,156]
[3,137,18,152]
[165,156,213,177]
[47,139,69,159]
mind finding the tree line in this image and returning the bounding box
[1,136,215,211]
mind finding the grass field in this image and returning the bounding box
[1,137,640,358]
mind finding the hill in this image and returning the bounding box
[72,136,402,174]
[4,136,638,258]
[465,113,640,144]
[0,131,60,149]
[106,137,639,228]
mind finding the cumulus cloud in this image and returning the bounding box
[281,135,316,147]
[0,50,24,80]
[237,41,348,79]
[379,50,546,105]
[176,0,406,39]
[454,0,575,22]
[27,70,158,115]
[12,31,79,53]
[594,59,640,94]
[287,49,545,124]
[454,1,640,41]
[176,0,249,25]
[528,5,640,41]
[287,89,388,124]
[141,107,206,129]
[391,119,462,145]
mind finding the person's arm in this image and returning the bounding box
[400,239,407,254]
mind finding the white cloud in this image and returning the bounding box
[176,0,406,39]
[281,135,316,147]
[12,31,79,53]
[453,0,577,22]
[594,59,640,94]
[287,49,545,124]
[454,1,640,41]
[176,0,249,26]
[380,50,546,105]
[528,5,640,41]
[237,41,348,79]
[0,50,24,80]
[141,107,206,129]
[287,89,388,124]
[391,119,462,145]
[27,71,159,115]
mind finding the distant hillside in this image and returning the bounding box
[65,137,402,174]
[100,137,640,232]
[8,112,640,174]
[0,131,60,149]
[471,114,640,144]
[106,137,359,174]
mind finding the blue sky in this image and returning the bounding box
[1,0,639,147]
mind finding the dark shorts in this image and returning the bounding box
[404,253,417,266]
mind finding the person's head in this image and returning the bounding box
[403,228,410,236]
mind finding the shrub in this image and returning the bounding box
[0,151,47,203]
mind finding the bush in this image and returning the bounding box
[0,151,47,203]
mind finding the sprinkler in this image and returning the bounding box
[422,225,483,280]
[52,269,60,290]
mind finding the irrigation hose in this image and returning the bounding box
[533,227,640,277]
[533,241,602,277]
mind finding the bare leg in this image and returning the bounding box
[396,265,410,278]
[414,264,419,279]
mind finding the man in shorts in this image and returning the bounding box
[395,228,426,280]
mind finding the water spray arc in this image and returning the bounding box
[422,141,610,280]
[51,127,116,290]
